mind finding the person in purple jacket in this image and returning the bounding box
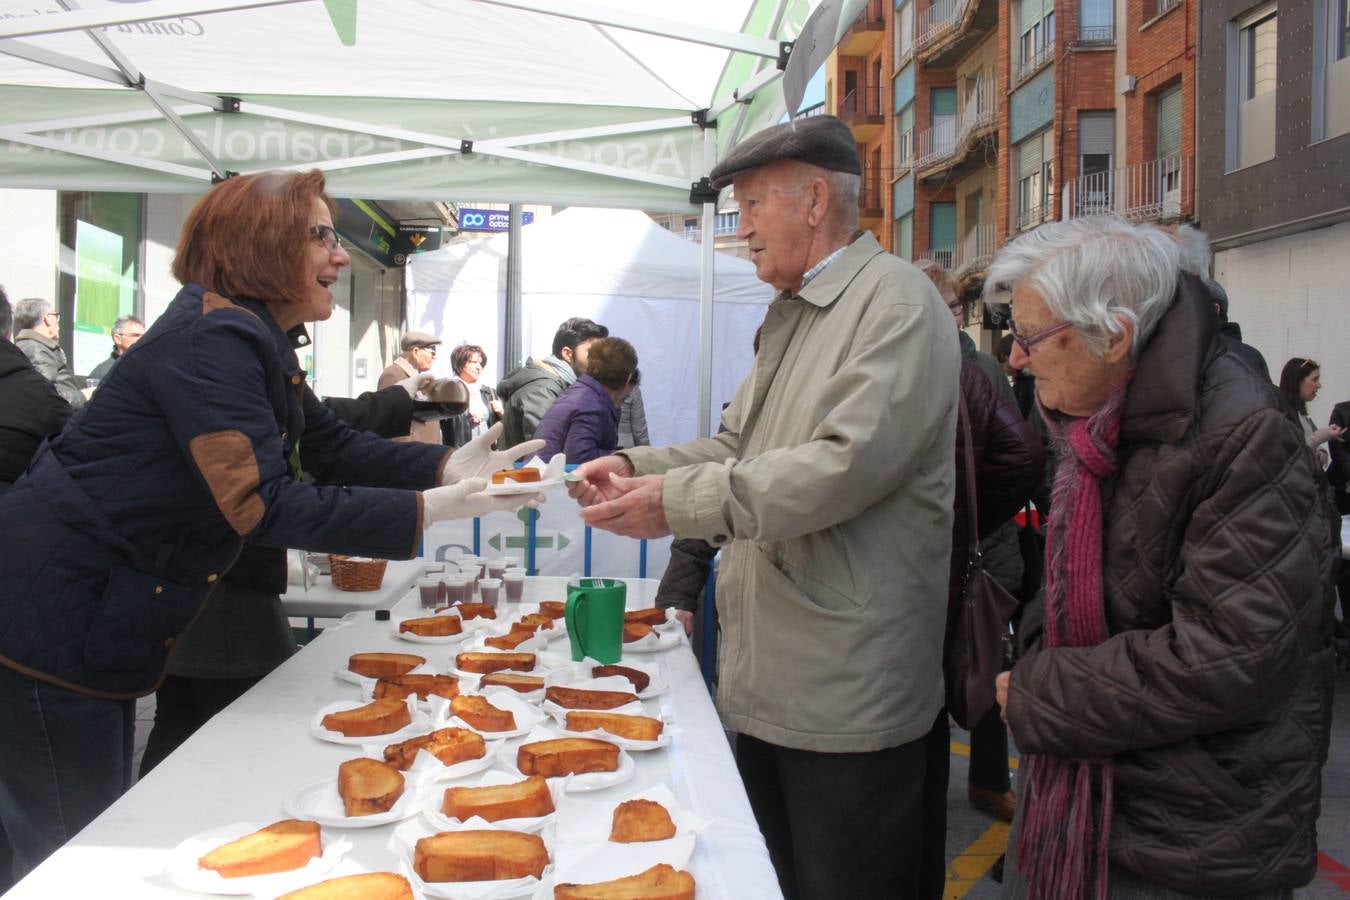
[534,337,638,464]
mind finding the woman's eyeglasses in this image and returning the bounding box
[309,224,344,253]
[1008,319,1074,355]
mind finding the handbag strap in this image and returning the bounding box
[958,390,981,564]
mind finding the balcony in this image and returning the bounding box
[839,85,884,142]
[1061,154,1193,222]
[915,0,996,67]
[1075,24,1115,46]
[955,222,997,272]
[918,247,956,269]
[839,0,886,56]
[859,179,885,228]
[1015,42,1054,83]
[913,71,998,178]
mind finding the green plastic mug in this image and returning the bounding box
[565,578,627,664]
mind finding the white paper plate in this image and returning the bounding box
[462,629,550,654]
[445,691,548,740]
[420,770,565,834]
[283,772,424,828]
[543,704,674,752]
[499,730,635,794]
[530,836,696,899]
[482,476,563,496]
[395,620,476,646]
[163,821,348,896]
[553,784,708,844]
[392,828,552,900]
[334,659,437,686]
[619,628,684,653]
[366,735,502,784]
[309,698,430,746]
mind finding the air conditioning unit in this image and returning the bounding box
[1119,74,1137,94]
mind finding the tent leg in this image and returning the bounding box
[505,204,524,370]
[697,128,717,440]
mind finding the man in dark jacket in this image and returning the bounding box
[12,297,84,408]
[1210,280,1271,381]
[498,317,607,446]
[0,289,71,497]
[533,337,637,464]
[86,314,145,388]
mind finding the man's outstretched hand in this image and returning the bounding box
[578,473,671,540]
[567,455,636,507]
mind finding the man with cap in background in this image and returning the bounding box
[566,115,959,899]
[379,330,443,443]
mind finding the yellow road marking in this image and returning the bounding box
[946,820,1010,898]
[949,740,1019,769]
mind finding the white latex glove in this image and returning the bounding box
[394,372,434,399]
[421,478,545,526]
[442,422,545,485]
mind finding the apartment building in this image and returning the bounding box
[828,0,1198,308]
[1196,0,1350,416]
[828,0,894,248]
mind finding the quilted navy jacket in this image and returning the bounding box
[534,374,619,464]
[0,284,448,698]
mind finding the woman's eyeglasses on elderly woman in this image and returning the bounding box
[1008,318,1074,355]
[309,224,344,253]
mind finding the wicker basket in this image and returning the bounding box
[328,555,388,592]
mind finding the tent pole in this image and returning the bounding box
[698,128,716,440]
[505,204,524,371]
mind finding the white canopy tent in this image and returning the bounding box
[406,207,773,445]
[0,0,862,433]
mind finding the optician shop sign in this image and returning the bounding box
[458,208,535,232]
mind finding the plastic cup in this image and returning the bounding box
[416,578,441,610]
[502,556,521,571]
[479,577,502,608]
[461,559,484,593]
[502,570,525,603]
[446,575,472,605]
[486,558,508,580]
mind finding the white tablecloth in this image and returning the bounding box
[6,576,781,899]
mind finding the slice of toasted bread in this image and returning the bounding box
[275,872,413,900]
[485,630,535,651]
[554,864,695,900]
[373,673,460,702]
[537,601,566,620]
[197,819,321,878]
[609,799,677,843]
[622,622,653,643]
[480,673,545,693]
[442,775,555,822]
[517,737,619,777]
[516,613,555,631]
[413,829,548,883]
[383,727,486,771]
[623,608,668,627]
[456,602,497,620]
[398,615,462,637]
[336,758,405,817]
[348,652,425,679]
[543,686,638,710]
[320,698,412,737]
[565,711,664,741]
[456,651,536,674]
[491,468,541,484]
[451,694,517,731]
[590,664,650,694]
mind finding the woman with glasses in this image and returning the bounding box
[989,216,1337,899]
[0,170,543,887]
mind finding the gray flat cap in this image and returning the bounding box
[709,114,862,189]
[401,330,442,351]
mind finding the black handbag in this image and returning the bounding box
[946,393,1021,731]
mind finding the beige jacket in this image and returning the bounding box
[625,232,959,752]
[378,356,440,444]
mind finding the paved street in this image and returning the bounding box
[945,668,1350,898]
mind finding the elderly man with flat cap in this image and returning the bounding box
[379,330,443,443]
[568,115,959,899]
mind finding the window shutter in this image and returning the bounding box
[1078,111,1114,156]
[1019,134,1043,178]
[1156,86,1182,159]
[931,88,957,117]
[931,203,957,249]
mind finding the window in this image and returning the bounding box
[1315,0,1350,140]
[895,0,914,64]
[1155,86,1184,216]
[1079,0,1112,43]
[932,87,957,157]
[1016,129,1055,230]
[1077,111,1115,215]
[58,192,144,377]
[1018,0,1055,80]
[896,104,915,168]
[714,212,740,236]
[1228,5,1277,169]
[895,212,914,260]
[929,203,956,269]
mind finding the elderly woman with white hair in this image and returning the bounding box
[990,216,1337,899]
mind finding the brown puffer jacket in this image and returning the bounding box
[1007,274,1339,894]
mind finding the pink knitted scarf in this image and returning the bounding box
[1016,386,1127,900]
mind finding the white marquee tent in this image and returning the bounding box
[407,207,773,446]
[0,0,862,433]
